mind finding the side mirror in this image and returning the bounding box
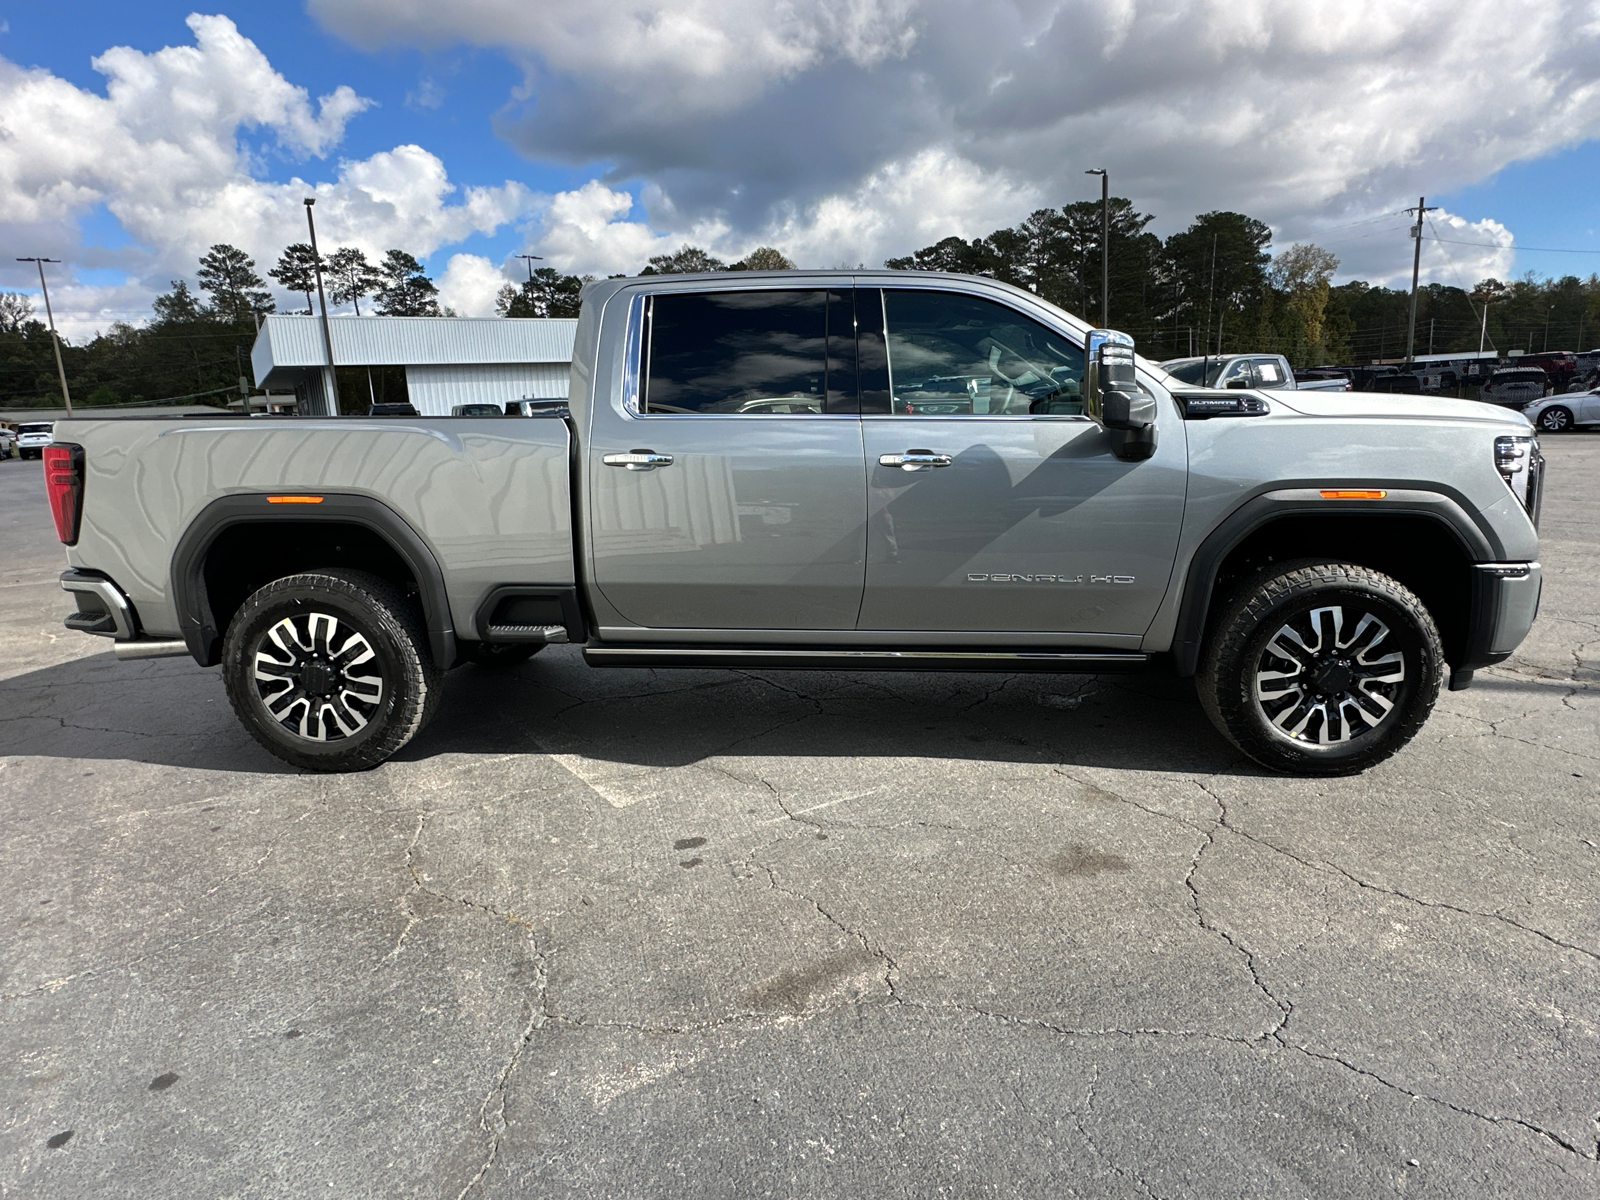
[1224,376,1251,390]
[1084,328,1158,461]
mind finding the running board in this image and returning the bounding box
[582,646,1148,673]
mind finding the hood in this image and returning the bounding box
[1265,390,1532,428]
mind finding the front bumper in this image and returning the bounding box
[1448,562,1542,690]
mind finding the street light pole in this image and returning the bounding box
[1085,169,1108,324]
[17,257,72,416]
[514,254,543,283]
[303,198,340,415]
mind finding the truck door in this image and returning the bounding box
[587,287,867,630]
[856,287,1187,638]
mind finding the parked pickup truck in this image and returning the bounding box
[46,271,1544,776]
[1159,353,1350,392]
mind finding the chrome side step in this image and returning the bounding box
[583,646,1148,673]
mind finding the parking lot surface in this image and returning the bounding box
[1,436,1597,1198]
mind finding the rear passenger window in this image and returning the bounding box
[1255,359,1283,385]
[644,291,829,414]
[879,290,1084,415]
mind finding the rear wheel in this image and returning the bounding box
[1537,406,1573,433]
[1198,561,1444,775]
[222,570,440,772]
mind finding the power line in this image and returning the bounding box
[1424,235,1600,255]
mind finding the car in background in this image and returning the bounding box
[505,399,569,416]
[366,402,420,417]
[451,403,502,416]
[0,428,15,459]
[15,422,54,459]
[1294,367,1353,391]
[1517,352,1577,390]
[1479,367,1550,408]
[1523,389,1600,433]
[1159,353,1348,391]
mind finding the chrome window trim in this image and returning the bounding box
[620,292,646,416]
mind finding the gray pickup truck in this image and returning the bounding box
[46,270,1544,776]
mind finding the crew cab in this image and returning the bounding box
[46,271,1544,776]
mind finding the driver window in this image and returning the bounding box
[881,290,1085,416]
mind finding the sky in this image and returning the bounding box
[3,0,1600,338]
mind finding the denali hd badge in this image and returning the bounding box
[967,573,1135,584]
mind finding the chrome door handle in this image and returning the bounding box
[603,450,675,471]
[878,450,952,471]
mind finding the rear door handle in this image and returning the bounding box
[878,450,952,471]
[603,450,675,471]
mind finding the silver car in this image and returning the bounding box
[1524,388,1600,433]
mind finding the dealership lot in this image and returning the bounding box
[0,438,1596,1198]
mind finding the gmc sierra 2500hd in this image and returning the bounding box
[46,271,1543,775]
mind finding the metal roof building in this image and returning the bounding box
[250,315,578,416]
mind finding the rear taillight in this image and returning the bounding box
[43,444,84,545]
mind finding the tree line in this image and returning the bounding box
[876,199,1600,368]
[4,212,1596,410]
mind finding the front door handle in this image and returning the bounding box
[878,450,952,471]
[603,450,675,471]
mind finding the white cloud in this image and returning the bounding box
[0,14,537,335]
[436,253,510,316]
[314,0,1600,280]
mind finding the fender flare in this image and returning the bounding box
[1169,489,1497,677]
[170,493,456,669]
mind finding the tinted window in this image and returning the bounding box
[881,290,1084,415]
[645,290,827,414]
[1162,360,1208,385]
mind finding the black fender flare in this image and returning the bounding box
[1169,488,1497,677]
[170,492,456,669]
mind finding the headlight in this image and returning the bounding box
[1494,434,1543,525]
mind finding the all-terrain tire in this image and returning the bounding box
[222,570,441,772]
[1197,560,1444,775]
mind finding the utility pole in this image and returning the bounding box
[1404,196,1438,366]
[1085,169,1108,324]
[514,254,543,283]
[303,198,340,415]
[17,257,72,415]
[1544,304,1555,352]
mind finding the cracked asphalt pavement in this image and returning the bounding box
[2,436,1598,1199]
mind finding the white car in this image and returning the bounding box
[1479,367,1550,408]
[1524,390,1600,433]
[0,428,15,459]
[14,421,54,460]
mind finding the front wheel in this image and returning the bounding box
[222,570,441,772]
[1198,561,1444,775]
[1537,406,1573,433]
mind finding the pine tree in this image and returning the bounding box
[640,246,727,275]
[269,243,322,314]
[151,280,205,325]
[495,267,586,318]
[197,244,274,324]
[375,250,441,316]
[326,248,384,316]
[729,247,796,271]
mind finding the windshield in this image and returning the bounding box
[1160,359,1218,387]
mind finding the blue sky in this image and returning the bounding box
[3,1,1600,334]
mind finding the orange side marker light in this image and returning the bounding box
[266,495,324,504]
[1319,489,1387,500]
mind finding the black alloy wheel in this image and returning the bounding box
[223,569,440,772]
[1198,561,1444,774]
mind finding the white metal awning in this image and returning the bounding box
[250,314,578,391]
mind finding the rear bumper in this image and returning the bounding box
[1448,562,1542,689]
[60,569,190,660]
